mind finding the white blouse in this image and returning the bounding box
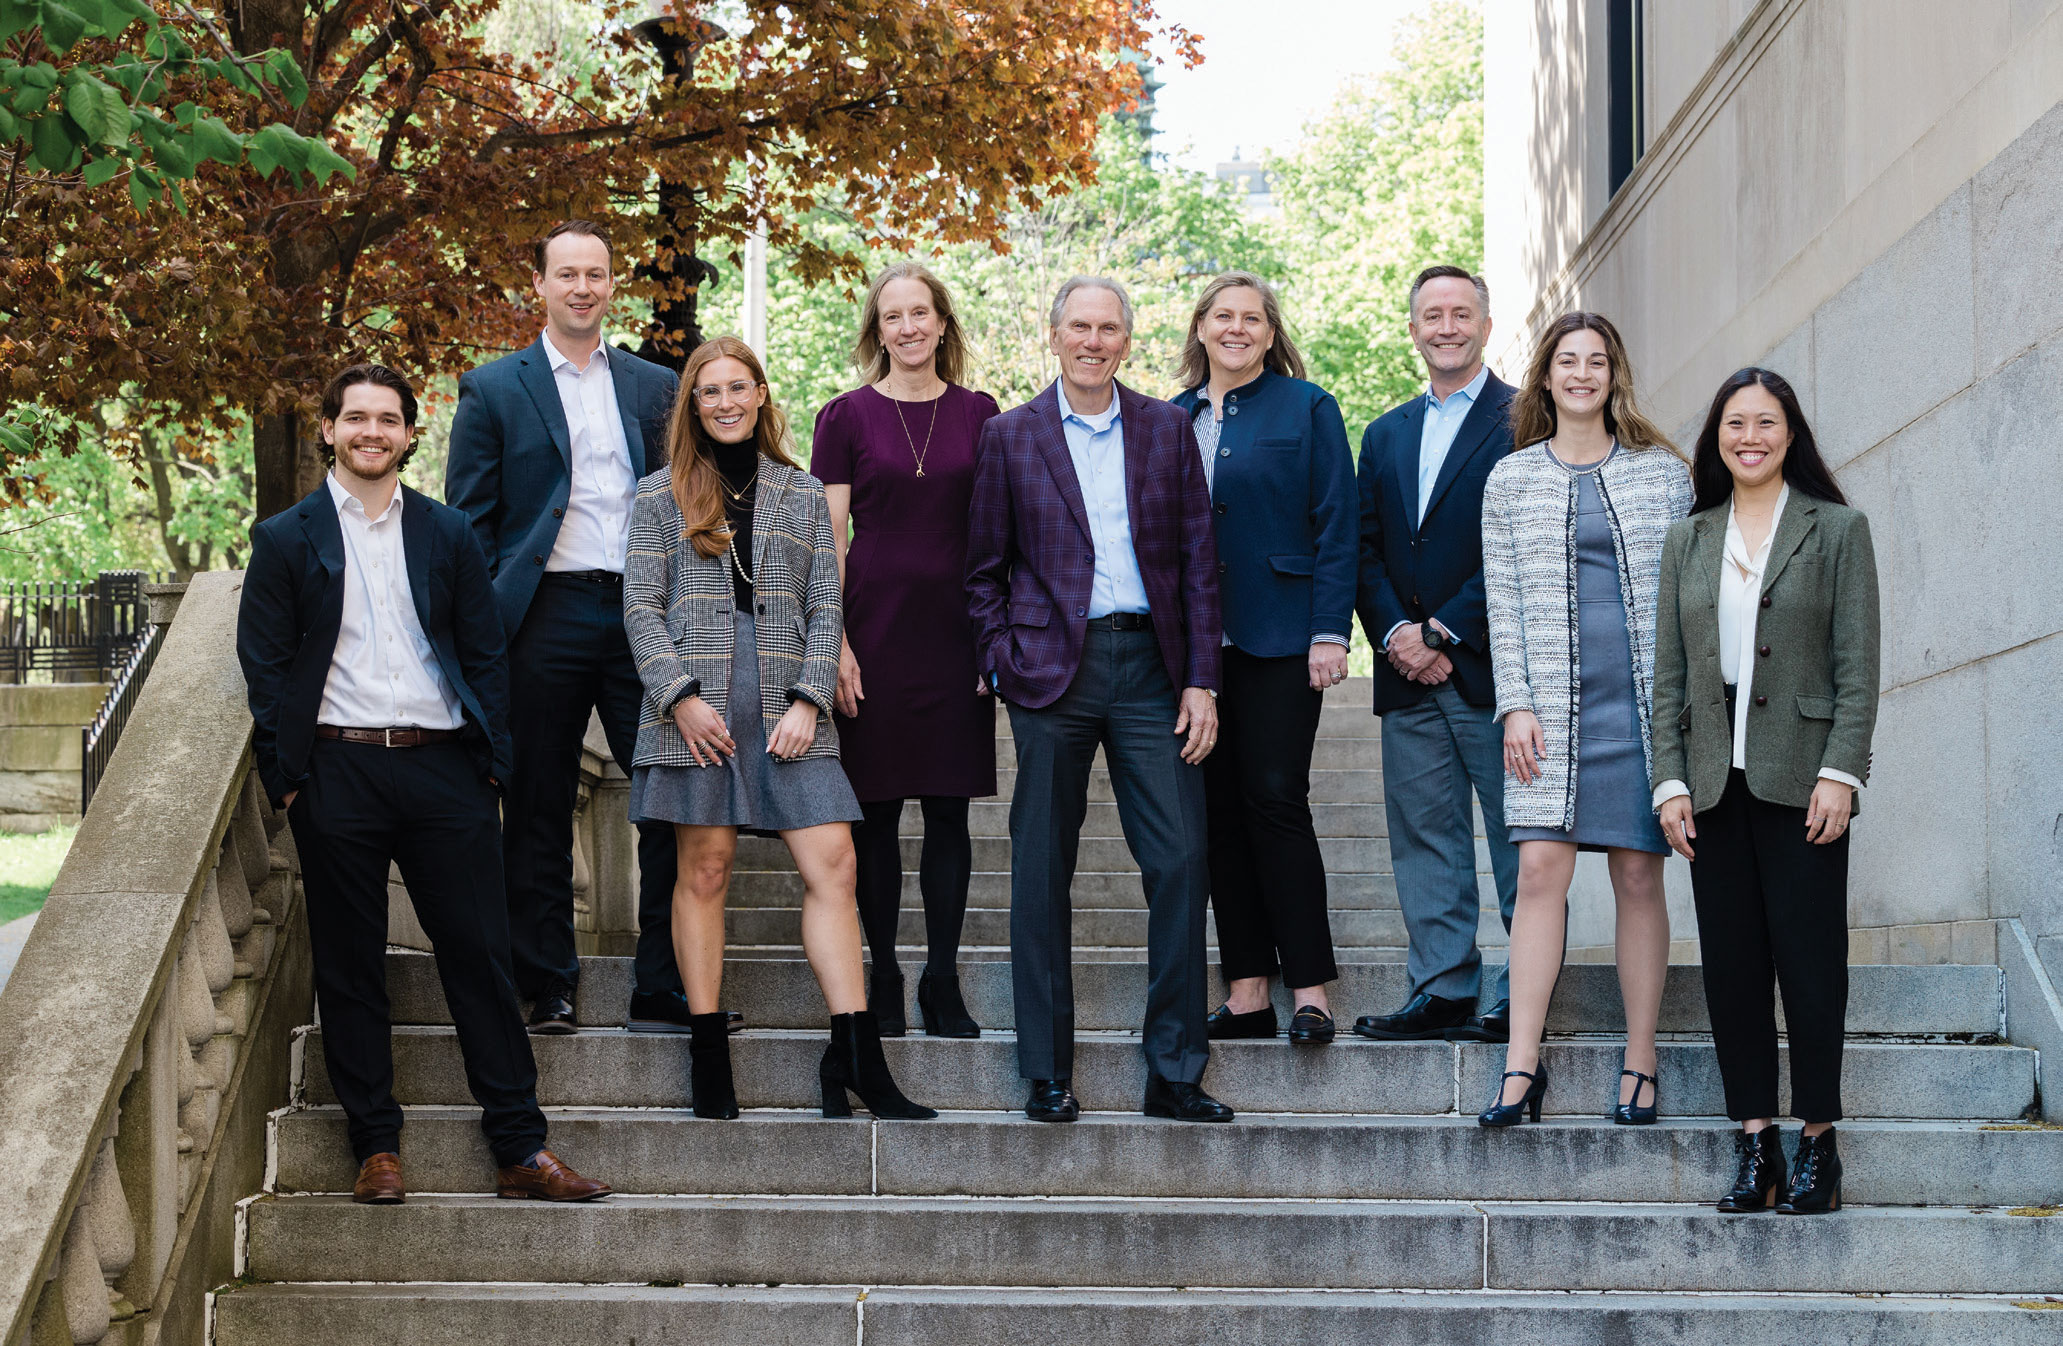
[1652,485,1860,810]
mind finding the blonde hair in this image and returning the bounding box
[851,262,968,386]
[1510,311,1679,457]
[1174,271,1307,390]
[666,337,800,558]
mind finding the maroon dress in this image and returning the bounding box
[812,383,1001,802]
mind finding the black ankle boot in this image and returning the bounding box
[687,1012,740,1119]
[868,966,907,1037]
[820,1010,937,1120]
[1778,1127,1842,1213]
[1716,1126,1785,1212]
[917,970,980,1038]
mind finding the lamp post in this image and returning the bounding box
[632,5,726,372]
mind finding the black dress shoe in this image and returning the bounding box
[1206,1003,1278,1040]
[1445,999,1512,1043]
[626,990,691,1033]
[1288,1005,1336,1044]
[527,991,576,1035]
[1352,992,1474,1041]
[1777,1128,1842,1214]
[1025,1078,1079,1123]
[1717,1126,1786,1213]
[1143,1075,1234,1122]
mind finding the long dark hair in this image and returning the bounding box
[1689,367,1847,513]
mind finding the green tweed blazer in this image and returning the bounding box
[1650,492,1880,814]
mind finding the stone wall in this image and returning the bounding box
[0,683,106,833]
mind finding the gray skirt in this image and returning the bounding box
[629,610,861,836]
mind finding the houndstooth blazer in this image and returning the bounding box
[1482,442,1693,830]
[623,461,843,766]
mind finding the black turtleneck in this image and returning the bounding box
[713,439,759,606]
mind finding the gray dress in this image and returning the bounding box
[1510,450,1669,854]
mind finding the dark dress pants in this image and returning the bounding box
[1203,646,1337,988]
[1690,768,1850,1123]
[503,574,681,1000]
[1005,624,1210,1084]
[288,739,547,1167]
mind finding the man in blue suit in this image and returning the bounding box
[238,364,610,1204]
[1351,265,1522,1044]
[446,220,684,1034]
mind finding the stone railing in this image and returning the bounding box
[0,573,309,1346]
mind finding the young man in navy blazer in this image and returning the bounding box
[446,220,685,1034]
[237,364,609,1204]
[1351,266,1522,1045]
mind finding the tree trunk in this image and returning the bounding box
[253,411,326,522]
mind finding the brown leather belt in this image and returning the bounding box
[315,726,463,748]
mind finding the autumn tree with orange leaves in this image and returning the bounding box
[0,0,1194,519]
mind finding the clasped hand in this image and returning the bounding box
[1386,623,1451,685]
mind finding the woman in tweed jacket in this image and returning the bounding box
[1477,312,1693,1130]
[622,336,932,1124]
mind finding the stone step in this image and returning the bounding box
[297,1027,2036,1120]
[999,766,1387,803]
[242,1193,2063,1295]
[383,951,2005,1038]
[732,833,1394,874]
[724,866,1414,910]
[721,903,1408,949]
[211,1283,2063,1346]
[272,1107,2063,1208]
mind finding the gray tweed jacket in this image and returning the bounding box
[1482,443,1694,830]
[623,461,843,767]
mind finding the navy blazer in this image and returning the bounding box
[1171,370,1356,659]
[236,483,514,806]
[444,336,679,637]
[1354,371,1518,714]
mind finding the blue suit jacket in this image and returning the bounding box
[445,336,680,637]
[236,484,514,806]
[1355,371,1517,714]
[1171,370,1356,659]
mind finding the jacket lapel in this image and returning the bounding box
[1688,509,1726,611]
[1117,382,1151,532]
[608,349,650,476]
[398,484,436,632]
[751,458,785,581]
[1418,377,1508,529]
[516,336,573,474]
[1032,382,1093,543]
[1759,492,1818,595]
[297,486,348,646]
[1392,397,1424,528]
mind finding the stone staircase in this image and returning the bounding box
[216,681,2063,1342]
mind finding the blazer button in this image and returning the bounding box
[1076,606,1087,617]
[1215,502,1227,514]
[1217,562,1227,574]
[532,555,544,565]
[1754,695,1768,707]
[1759,595,1772,608]
[757,603,767,614]
[1218,447,1230,457]
[1758,645,1771,657]
[1226,403,1239,416]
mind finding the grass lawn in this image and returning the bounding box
[0,826,75,925]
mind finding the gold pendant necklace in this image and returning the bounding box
[891,387,943,478]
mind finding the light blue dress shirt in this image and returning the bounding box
[1058,380,1149,618]
[1416,363,1490,527]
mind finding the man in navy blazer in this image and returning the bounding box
[1351,265,1523,1045]
[446,220,685,1035]
[238,364,609,1204]
[966,276,1231,1125]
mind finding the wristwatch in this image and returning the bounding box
[1421,621,1448,651]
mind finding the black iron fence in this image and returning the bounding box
[0,570,166,683]
[81,621,168,811]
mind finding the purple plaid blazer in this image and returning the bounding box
[966,380,1222,709]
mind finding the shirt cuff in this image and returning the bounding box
[1381,621,1411,652]
[1652,779,1691,812]
[1312,633,1350,647]
[1818,767,1864,791]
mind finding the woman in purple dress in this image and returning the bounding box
[814,263,1000,1038]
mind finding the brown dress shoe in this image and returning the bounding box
[496,1149,612,1202]
[352,1152,405,1204]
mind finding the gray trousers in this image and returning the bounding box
[1006,625,1210,1084]
[1380,683,1521,1004]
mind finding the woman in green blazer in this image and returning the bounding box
[1651,367,1879,1216]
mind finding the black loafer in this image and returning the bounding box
[1445,998,1512,1043]
[1025,1078,1079,1123]
[527,993,576,1035]
[1352,992,1475,1041]
[1288,1005,1336,1044]
[1143,1074,1234,1122]
[1206,1003,1279,1040]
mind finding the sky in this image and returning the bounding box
[1148,0,1421,173]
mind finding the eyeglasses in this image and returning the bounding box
[692,380,759,406]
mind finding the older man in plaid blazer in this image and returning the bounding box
[966,275,1231,1125]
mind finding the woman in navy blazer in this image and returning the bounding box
[1172,272,1357,1045]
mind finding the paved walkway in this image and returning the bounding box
[0,911,39,995]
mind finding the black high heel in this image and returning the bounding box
[1477,1065,1549,1127]
[1717,1126,1786,1213]
[868,966,907,1037]
[819,1010,937,1119]
[1612,1067,1659,1125]
[917,971,981,1038]
[687,1012,740,1120]
[1778,1127,1842,1213]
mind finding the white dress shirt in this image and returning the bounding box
[318,474,464,730]
[542,331,637,573]
[1652,485,1861,808]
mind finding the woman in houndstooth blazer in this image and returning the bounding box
[622,336,933,1125]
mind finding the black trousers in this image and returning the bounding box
[1203,646,1337,988]
[1005,624,1209,1084]
[289,739,547,1167]
[1690,768,1850,1123]
[503,573,681,1000]
[854,796,973,977]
